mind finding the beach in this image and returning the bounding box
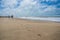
[0,18,60,40]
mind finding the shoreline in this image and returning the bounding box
[0,17,60,23]
[14,17,60,23]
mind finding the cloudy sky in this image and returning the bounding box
[0,0,60,17]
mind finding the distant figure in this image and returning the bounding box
[11,15,13,18]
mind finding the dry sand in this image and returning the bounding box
[0,18,60,40]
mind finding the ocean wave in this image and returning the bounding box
[18,17,60,22]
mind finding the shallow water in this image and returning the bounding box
[18,17,60,22]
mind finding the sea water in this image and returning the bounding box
[19,17,60,22]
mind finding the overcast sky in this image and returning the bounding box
[0,0,60,17]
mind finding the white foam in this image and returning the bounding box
[18,17,60,22]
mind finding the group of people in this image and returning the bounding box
[0,15,13,18]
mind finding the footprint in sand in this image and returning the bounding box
[37,34,41,37]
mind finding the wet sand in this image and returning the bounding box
[0,18,60,40]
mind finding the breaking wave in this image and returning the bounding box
[18,17,60,22]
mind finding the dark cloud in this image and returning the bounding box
[37,0,60,8]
